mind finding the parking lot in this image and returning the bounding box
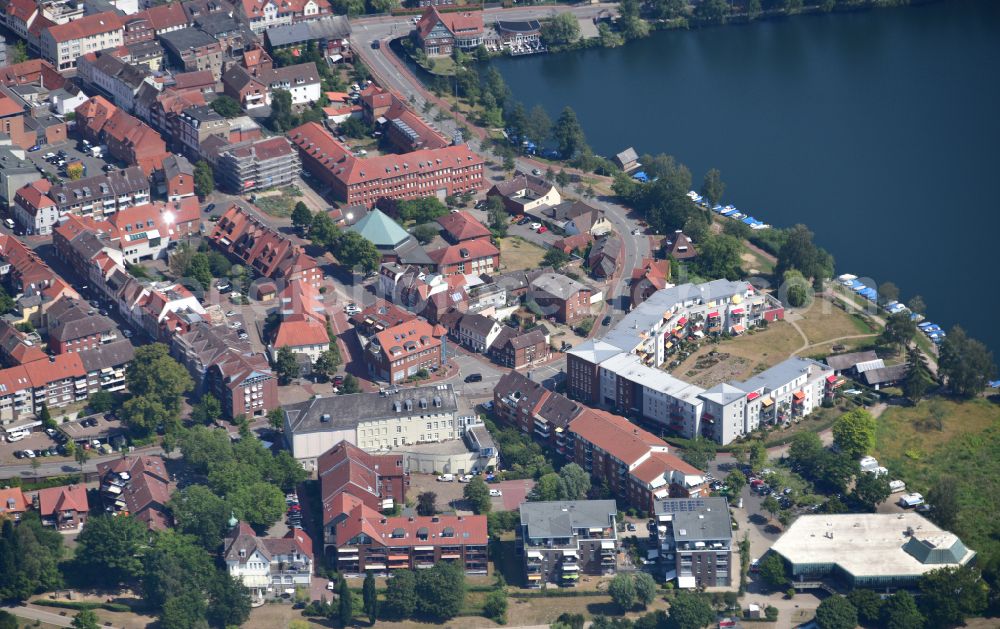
[24,138,121,190]
[59,412,126,445]
[1,429,62,464]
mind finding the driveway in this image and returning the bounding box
[494,478,535,511]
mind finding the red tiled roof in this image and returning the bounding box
[630,451,704,484]
[427,239,499,266]
[436,211,490,242]
[36,484,88,516]
[7,0,37,23]
[273,315,329,349]
[286,122,483,188]
[142,2,187,30]
[0,487,27,514]
[45,11,123,43]
[569,408,668,467]
[0,94,23,118]
[373,319,441,363]
[335,497,487,548]
[22,353,85,388]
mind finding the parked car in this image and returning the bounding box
[458,475,473,483]
[345,304,361,316]
[517,217,531,226]
[626,523,637,532]
[23,449,36,458]
[602,315,612,326]
[464,373,483,383]
[489,489,503,497]
[529,222,541,231]
[537,226,547,234]
[437,474,454,482]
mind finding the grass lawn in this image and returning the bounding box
[670,321,805,388]
[795,295,880,346]
[498,236,548,272]
[254,186,304,218]
[873,398,1000,569]
[741,247,775,276]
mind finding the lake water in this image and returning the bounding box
[493,0,1000,361]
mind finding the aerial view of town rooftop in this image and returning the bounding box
[0,0,995,628]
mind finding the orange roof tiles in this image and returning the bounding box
[436,210,490,242]
[45,11,123,43]
[569,408,669,467]
[374,319,441,363]
[274,315,330,349]
[36,484,88,516]
[427,239,499,266]
[0,487,27,515]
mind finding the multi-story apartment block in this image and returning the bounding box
[287,122,485,207]
[48,167,151,221]
[493,370,580,457]
[45,297,118,354]
[414,7,484,56]
[216,136,300,193]
[428,239,500,276]
[283,383,479,470]
[159,27,224,78]
[325,492,487,576]
[568,408,706,512]
[489,327,550,370]
[365,319,445,384]
[40,11,124,72]
[318,441,408,514]
[77,51,153,113]
[518,500,619,587]
[221,62,321,110]
[652,498,733,589]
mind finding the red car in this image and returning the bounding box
[536,225,547,234]
[332,375,344,386]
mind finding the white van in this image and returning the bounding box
[5,428,29,442]
[3,218,14,230]
[437,474,454,482]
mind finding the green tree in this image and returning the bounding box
[38,403,53,428]
[758,553,788,590]
[903,348,935,404]
[194,160,214,198]
[338,576,353,626]
[761,495,781,522]
[87,389,115,413]
[832,408,876,459]
[416,491,437,516]
[551,107,587,159]
[411,223,439,244]
[846,588,883,626]
[540,12,580,47]
[0,611,15,629]
[126,343,193,414]
[665,591,715,629]
[483,588,508,623]
[211,95,242,118]
[185,252,213,289]
[331,230,380,272]
[680,437,716,471]
[693,0,729,24]
[700,168,725,206]
[925,475,960,531]
[463,476,491,514]
[75,515,147,586]
[0,285,15,315]
[525,105,552,146]
[748,440,768,472]
[190,394,222,425]
[725,470,746,495]
[143,531,217,610]
[918,566,988,628]
[120,394,172,436]
[72,609,100,629]
[530,472,562,501]
[880,310,917,349]
[363,572,378,623]
[877,280,900,303]
[414,561,466,620]
[168,484,230,550]
[853,471,891,510]
[160,590,207,629]
[274,346,300,384]
[0,514,63,601]
[340,373,361,394]
[694,234,743,280]
[814,595,858,629]
[228,481,287,529]
[314,349,342,382]
[9,40,27,64]
[291,202,313,231]
[310,211,341,248]
[634,573,656,608]
[207,573,251,628]
[396,196,449,223]
[267,89,296,132]
[880,591,924,629]
[386,569,417,619]
[558,463,591,500]
[938,325,997,397]
[609,573,636,611]
[909,295,927,315]
[543,248,570,270]
[775,224,834,281]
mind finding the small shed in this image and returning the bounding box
[613,147,640,172]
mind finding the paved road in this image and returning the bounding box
[2,604,75,627]
[0,445,171,480]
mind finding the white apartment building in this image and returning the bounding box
[40,12,125,72]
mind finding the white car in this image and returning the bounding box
[225,310,238,317]
[529,223,541,231]
[326,581,336,591]
[458,475,473,483]
[345,304,362,315]
[23,449,36,458]
[437,474,454,482]
[489,489,503,497]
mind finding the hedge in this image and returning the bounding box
[510,589,607,599]
[35,600,132,613]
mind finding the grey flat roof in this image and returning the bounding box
[736,357,829,394]
[825,351,879,371]
[519,500,617,539]
[265,15,350,47]
[160,27,218,52]
[285,384,460,434]
[655,497,732,542]
[600,353,704,402]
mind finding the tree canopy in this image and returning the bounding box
[918,566,988,628]
[665,591,715,629]
[938,325,997,397]
[832,408,876,460]
[331,230,380,273]
[540,12,581,47]
[0,514,63,600]
[814,594,858,629]
[463,476,491,514]
[194,161,214,199]
[414,561,466,620]
[775,224,834,281]
[552,107,587,159]
[210,95,242,118]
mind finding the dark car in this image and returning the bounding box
[464,373,483,383]
[204,203,215,213]
[102,164,116,172]
[13,450,25,459]
[517,217,531,226]
[332,375,345,386]
[371,40,380,49]
[602,315,612,326]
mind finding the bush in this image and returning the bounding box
[34,600,132,613]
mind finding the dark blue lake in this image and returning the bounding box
[494,0,1000,360]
